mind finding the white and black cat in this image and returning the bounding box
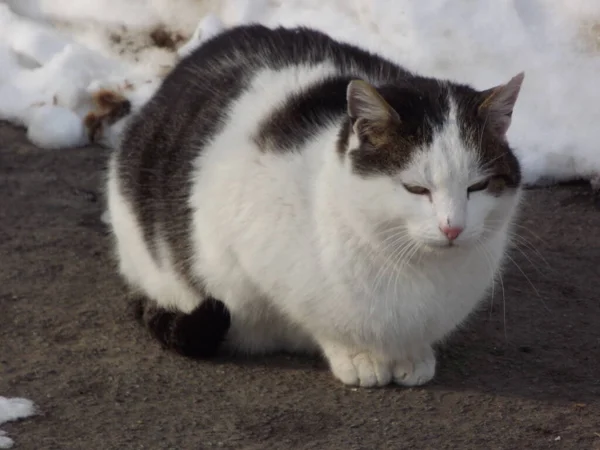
[106,24,525,387]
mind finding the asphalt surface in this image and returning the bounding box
[1,122,599,449]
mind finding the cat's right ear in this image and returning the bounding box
[478,72,525,139]
[347,80,400,138]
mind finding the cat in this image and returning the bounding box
[106,24,525,387]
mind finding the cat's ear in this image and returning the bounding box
[478,72,525,138]
[347,80,400,136]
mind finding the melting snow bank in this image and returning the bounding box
[1,0,600,187]
[0,397,36,449]
[0,3,168,149]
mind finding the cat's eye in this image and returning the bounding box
[467,179,490,193]
[402,184,430,196]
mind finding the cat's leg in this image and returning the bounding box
[224,300,317,355]
[209,277,318,355]
[318,340,436,387]
[318,341,395,387]
[195,244,313,355]
[391,344,437,387]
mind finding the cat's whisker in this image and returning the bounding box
[478,239,508,338]
[486,219,547,244]
[402,241,420,268]
[481,225,551,273]
[475,240,496,319]
[375,237,415,296]
[358,226,409,271]
[481,222,548,261]
[391,241,420,300]
[476,240,495,315]
[369,232,412,295]
[387,240,418,310]
[503,253,551,313]
[510,237,551,270]
[494,234,554,277]
[374,223,410,237]
[372,231,416,298]
[387,243,408,305]
[509,223,546,242]
[508,240,550,277]
[391,246,408,306]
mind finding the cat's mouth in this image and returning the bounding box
[421,238,467,251]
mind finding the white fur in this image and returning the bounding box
[107,163,201,313]
[108,63,522,387]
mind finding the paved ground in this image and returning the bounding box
[1,121,599,450]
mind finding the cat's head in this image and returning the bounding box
[338,73,525,250]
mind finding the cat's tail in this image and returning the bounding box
[131,295,231,358]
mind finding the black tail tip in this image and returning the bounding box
[133,296,231,359]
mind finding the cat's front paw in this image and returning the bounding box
[323,346,393,387]
[393,348,437,386]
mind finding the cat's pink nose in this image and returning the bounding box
[440,226,463,241]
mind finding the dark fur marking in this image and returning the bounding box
[451,84,522,190]
[117,56,248,292]
[349,82,449,176]
[133,295,231,358]
[254,77,351,152]
[348,82,522,186]
[336,117,352,158]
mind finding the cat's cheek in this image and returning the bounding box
[404,222,440,247]
[472,193,515,236]
[409,201,444,242]
[351,177,401,221]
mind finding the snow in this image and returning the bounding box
[177,14,225,59]
[0,397,36,449]
[0,2,170,148]
[27,104,87,149]
[0,0,599,186]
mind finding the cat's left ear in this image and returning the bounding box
[347,80,400,137]
[478,72,525,138]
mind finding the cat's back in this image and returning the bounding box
[117,24,408,165]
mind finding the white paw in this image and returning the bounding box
[393,349,437,386]
[324,347,393,387]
